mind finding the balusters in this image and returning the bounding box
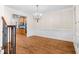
[7,25,16,54]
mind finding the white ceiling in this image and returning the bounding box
[6,5,73,14]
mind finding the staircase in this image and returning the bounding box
[2,16,16,54]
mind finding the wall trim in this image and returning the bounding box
[28,34,73,42]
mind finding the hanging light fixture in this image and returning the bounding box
[33,5,42,23]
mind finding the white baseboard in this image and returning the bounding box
[0,47,4,54]
[0,50,4,54]
[36,34,73,42]
[28,34,73,42]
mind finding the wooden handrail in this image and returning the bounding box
[2,16,8,51]
[2,16,7,25]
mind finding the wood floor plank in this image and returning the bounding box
[16,33,75,54]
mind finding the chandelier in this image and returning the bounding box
[33,5,42,23]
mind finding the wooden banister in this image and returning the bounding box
[2,16,7,25]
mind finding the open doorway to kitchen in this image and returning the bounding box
[17,16,27,35]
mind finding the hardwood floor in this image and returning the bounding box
[16,33,75,54]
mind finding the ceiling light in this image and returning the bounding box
[33,5,42,23]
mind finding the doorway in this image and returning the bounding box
[17,16,27,35]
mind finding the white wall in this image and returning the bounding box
[27,15,34,37]
[75,5,79,53]
[30,8,73,42]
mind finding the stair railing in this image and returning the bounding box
[2,16,16,54]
